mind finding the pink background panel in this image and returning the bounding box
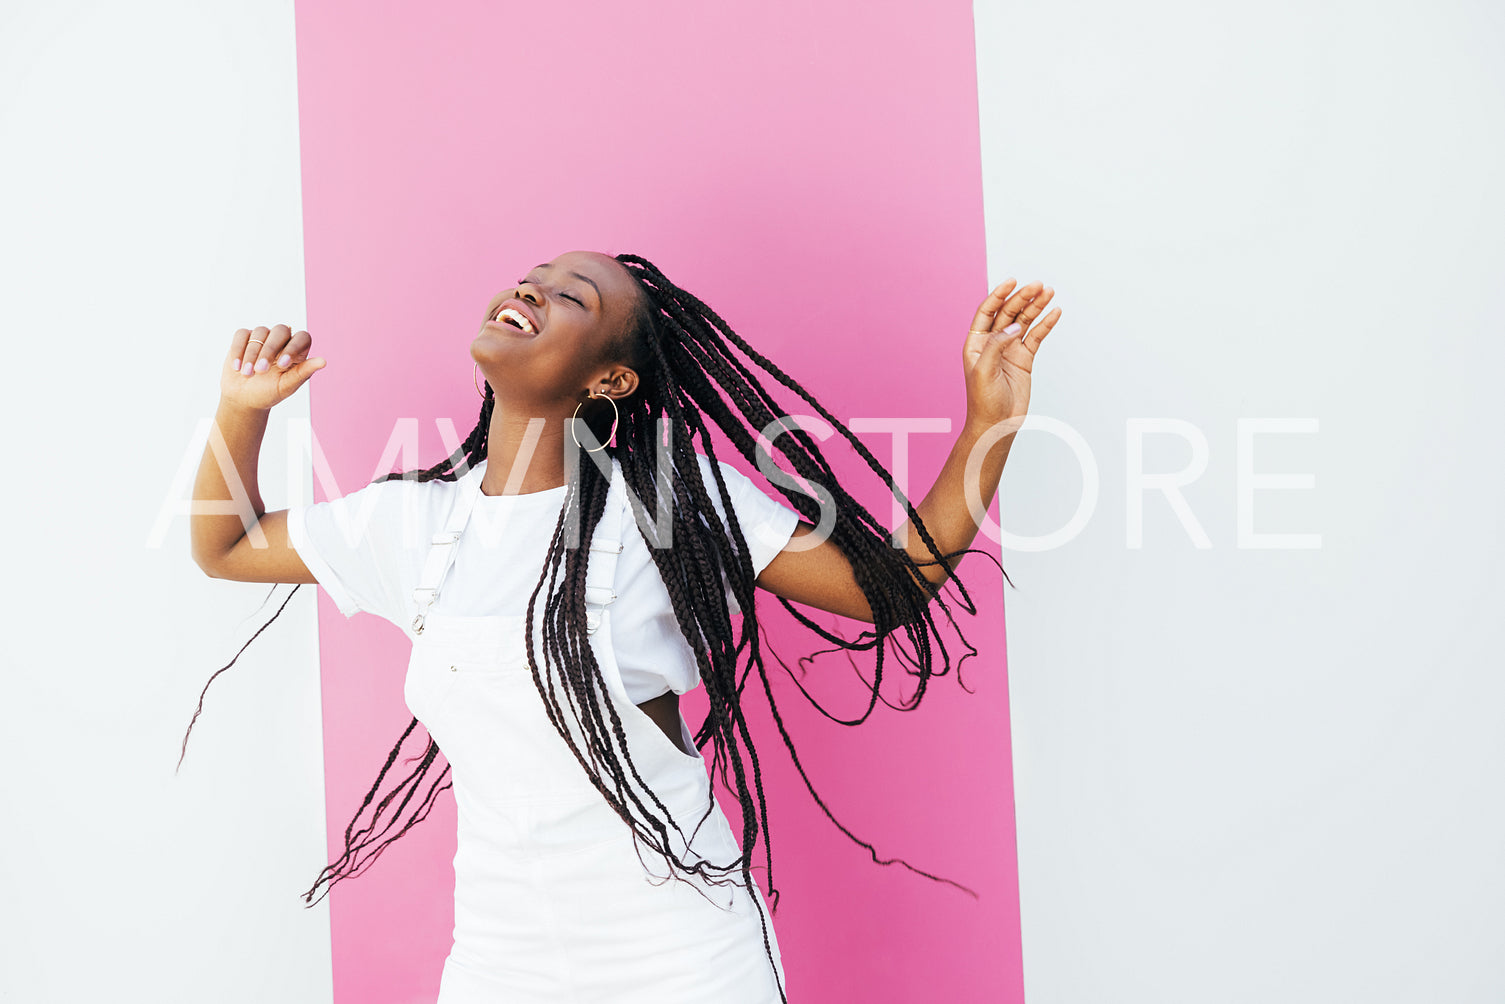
[291,1,1020,1000]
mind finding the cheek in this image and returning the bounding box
[530,336,596,386]
[582,325,622,365]
[548,324,604,365]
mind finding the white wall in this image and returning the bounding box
[0,2,332,1001]
[974,0,1505,1001]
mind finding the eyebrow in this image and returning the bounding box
[533,263,602,310]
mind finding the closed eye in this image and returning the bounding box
[516,276,585,307]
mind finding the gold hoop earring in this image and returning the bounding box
[570,390,618,452]
[473,361,488,399]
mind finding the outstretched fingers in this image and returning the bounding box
[1000,282,1047,332]
[1022,305,1062,352]
[973,281,1062,371]
[1005,285,1054,346]
[969,279,1018,335]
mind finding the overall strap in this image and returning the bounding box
[411,464,486,635]
[584,457,629,635]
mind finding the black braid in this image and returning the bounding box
[181,253,1007,1000]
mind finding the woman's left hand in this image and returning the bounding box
[962,279,1062,432]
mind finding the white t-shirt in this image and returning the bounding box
[286,452,803,704]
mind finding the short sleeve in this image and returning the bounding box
[695,453,803,615]
[285,477,421,625]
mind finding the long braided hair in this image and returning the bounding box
[180,253,1006,996]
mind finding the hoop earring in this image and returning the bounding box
[570,390,618,453]
[473,361,488,399]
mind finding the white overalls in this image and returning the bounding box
[402,456,788,1003]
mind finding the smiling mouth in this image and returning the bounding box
[485,318,538,339]
[492,305,537,334]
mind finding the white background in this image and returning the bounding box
[0,2,332,1001]
[975,0,1505,1000]
[2,0,1500,1001]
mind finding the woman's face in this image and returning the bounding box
[472,250,642,408]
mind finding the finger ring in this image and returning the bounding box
[247,338,265,346]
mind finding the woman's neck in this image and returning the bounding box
[481,408,571,497]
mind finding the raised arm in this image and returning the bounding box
[754,279,1063,623]
[191,324,327,583]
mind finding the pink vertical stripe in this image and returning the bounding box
[292,1,1019,1000]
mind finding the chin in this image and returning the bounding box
[473,332,516,361]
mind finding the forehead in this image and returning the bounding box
[540,252,634,299]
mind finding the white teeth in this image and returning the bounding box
[494,306,536,333]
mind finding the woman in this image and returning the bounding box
[188,250,1061,1002]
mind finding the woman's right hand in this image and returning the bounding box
[220,324,326,411]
